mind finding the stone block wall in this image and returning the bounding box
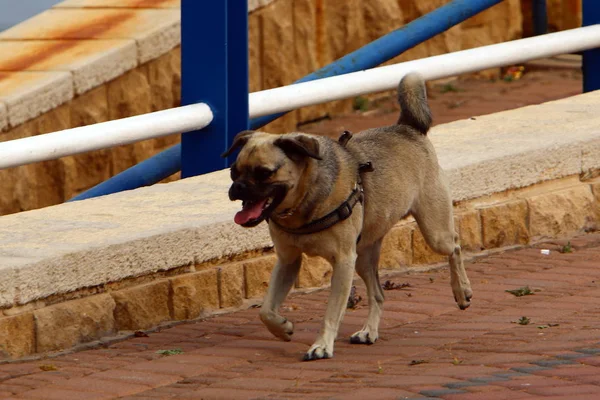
[1,173,598,359]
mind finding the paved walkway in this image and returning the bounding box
[3,234,600,400]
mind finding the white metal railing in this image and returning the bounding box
[0,104,213,170]
[0,25,599,170]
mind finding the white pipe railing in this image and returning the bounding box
[0,25,599,170]
[0,104,212,169]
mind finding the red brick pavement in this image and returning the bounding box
[3,233,600,399]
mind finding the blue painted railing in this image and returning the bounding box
[70,0,598,202]
[532,0,548,36]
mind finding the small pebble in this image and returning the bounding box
[540,249,550,255]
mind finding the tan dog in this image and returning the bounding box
[223,73,472,361]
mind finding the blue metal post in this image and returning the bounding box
[180,0,249,178]
[583,0,600,92]
[532,0,548,36]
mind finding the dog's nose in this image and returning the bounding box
[229,181,247,201]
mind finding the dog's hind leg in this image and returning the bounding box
[260,248,302,341]
[350,239,384,345]
[412,180,472,310]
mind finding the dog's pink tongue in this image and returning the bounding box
[234,199,267,225]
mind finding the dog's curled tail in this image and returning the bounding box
[397,72,432,135]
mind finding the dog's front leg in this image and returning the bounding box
[304,251,357,361]
[259,249,302,341]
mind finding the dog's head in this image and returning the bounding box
[222,130,322,227]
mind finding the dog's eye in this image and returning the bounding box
[253,166,275,182]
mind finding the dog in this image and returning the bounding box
[222,73,472,361]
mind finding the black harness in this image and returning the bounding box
[270,131,373,242]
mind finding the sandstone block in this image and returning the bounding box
[146,47,181,153]
[461,0,522,44]
[293,0,326,124]
[380,223,414,269]
[480,200,530,249]
[249,0,277,12]
[261,0,295,91]
[0,128,27,215]
[0,71,73,128]
[112,281,171,331]
[397,0,420,22]
[14,105,70,211]
[0,39,137,95]
[248,12,262,93]
[0,313,35,359]
[322,0,365,117]
[260,0,298,133]
[171,269,219,320]
[34,294,116,353]
[323,0,365,62]
[62,86,112,199]
[401,0,458,66]
[546,0,581,33]
[0,263,17,309]
[460,26,495,51]
[0,7,181,64]
[107,67,152,173]
[219,263,245,309]
[457,210,483,253]
[528,185,596,239]
[262,114,298,134]
[297,255,332,288]
[244,255,277,299]
[363,0,404,43]
[134,9,181,64]
[147,47,181,113]
[2,300,45,317]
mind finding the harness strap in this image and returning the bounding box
[270,185,363,236]
[339,130,373,244]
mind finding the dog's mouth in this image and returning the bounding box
[233,187,286,227]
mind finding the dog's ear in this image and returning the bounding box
[221,130,255,158]
[274,135,322,161]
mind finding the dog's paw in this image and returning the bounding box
[261,314,294,341]
[303,344,333,361]
[350,330,377,345]
[270,318,294,341]
[453,286,473,310]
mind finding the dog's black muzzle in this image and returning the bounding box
[228,180,265,202]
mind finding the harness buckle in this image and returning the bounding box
[337,201,353,221]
